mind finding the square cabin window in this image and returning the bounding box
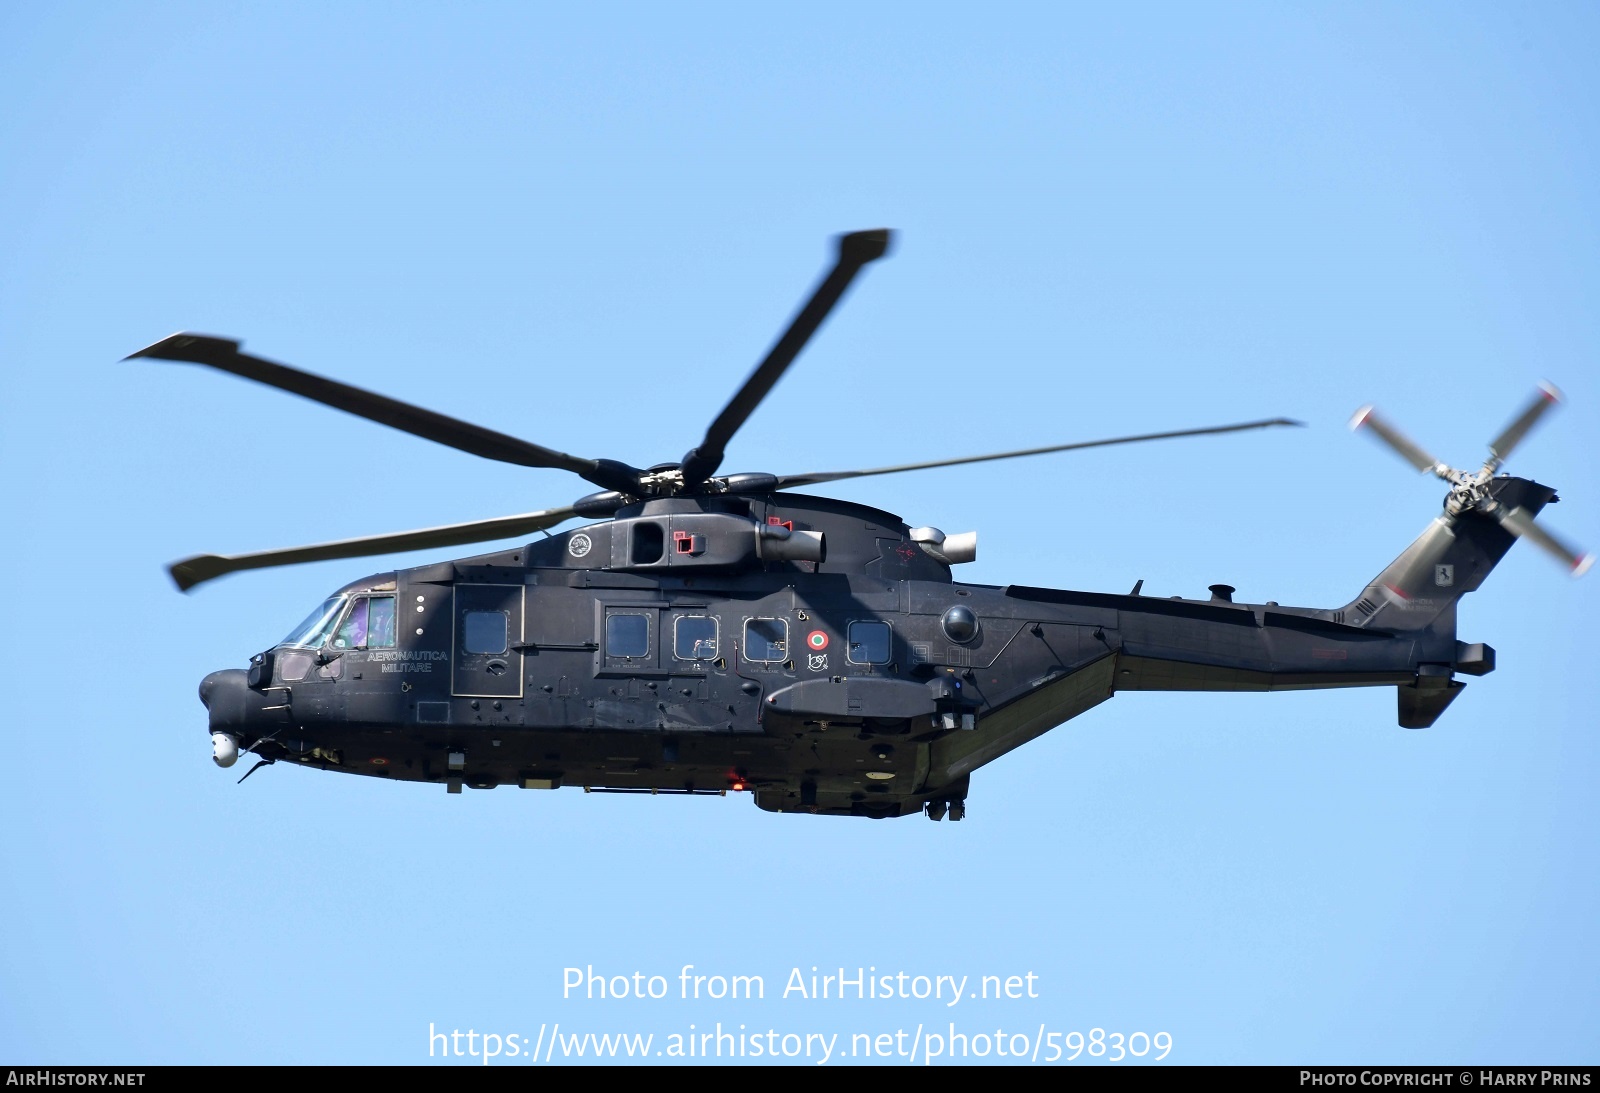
[463,610,508,655]
[606,613,650,659]
[674,616,718,661]
[848,620,892,664]
[744,618,788,662]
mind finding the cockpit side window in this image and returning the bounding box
[281,596,347,647]
[329,595,399,650]
[367,596,397,648]
[333,598,369,649]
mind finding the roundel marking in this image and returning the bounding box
[806,630,829,651]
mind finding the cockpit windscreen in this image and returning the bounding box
[280,595,347,647]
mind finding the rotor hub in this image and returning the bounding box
[1442,467,1493,517]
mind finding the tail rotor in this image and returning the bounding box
[1351,383,1593,578]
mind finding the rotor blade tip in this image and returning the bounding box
[1349,406,1373,431]
[122,332,190,361]
[838,228,893,264]
[124,332,242,363]
[1538,380,1564,404]
[169,554,227,592]
[1573,553,1595,579]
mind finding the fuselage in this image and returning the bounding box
[200,489,1498,818]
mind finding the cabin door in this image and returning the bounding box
[452,584,524,699]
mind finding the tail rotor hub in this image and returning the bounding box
[1441,466,1492,517]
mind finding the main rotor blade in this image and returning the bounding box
[1349,405,1448,477]
[168,505,578,591]
[126,334,644,495]
[1488,381,1562,466]
[679,229,892,484]
[1493,505,1594,577]
[770,418,1304,489]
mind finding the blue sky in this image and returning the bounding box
[2,1,1596,1065]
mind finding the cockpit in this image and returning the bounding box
[280,593,398,651]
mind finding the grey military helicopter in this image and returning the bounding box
[131,229,1591,820]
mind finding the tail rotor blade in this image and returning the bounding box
[1494,505,1594,577]
[1488,381,1563,466]
[1350,405,1448,477]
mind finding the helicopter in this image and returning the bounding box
[131,229,1592,820]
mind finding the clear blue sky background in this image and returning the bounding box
[2,1,1596,1066]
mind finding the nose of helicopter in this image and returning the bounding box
[199,668,251,725]
[199,670,225,710]
[200,669,253,768]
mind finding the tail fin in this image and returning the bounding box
[1340,476,1557,635]
[1344,388,1586,728]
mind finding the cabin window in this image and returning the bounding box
[848,620,892,664]
[606,612,651,659]
[744,618,788,662]
[674,615,718,661]
[463,610,509,655]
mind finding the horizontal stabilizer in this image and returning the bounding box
[1398,679,1465,729]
